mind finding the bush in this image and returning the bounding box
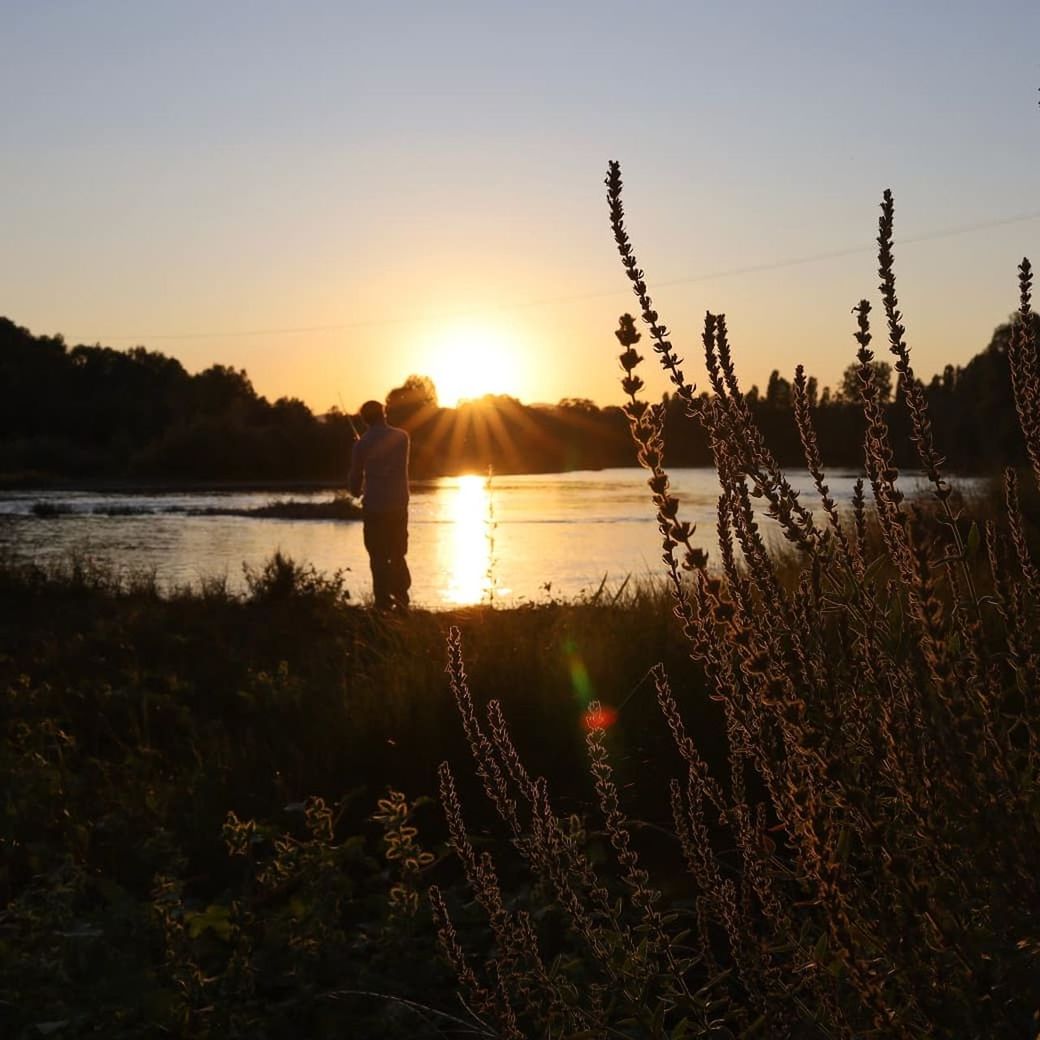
[429,169,1040,1037]
[242,551,350,607]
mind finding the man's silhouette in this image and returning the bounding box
[349,399,411,611]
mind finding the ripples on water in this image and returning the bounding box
[0,469,971,608]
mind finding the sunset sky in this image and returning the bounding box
[2,1,1038,411]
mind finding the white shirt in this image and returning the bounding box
[348,424,410,512]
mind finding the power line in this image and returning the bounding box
[83,208,1040,343]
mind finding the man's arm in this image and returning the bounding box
[348,438,365,498]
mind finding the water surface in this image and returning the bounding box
[0,468,971,607]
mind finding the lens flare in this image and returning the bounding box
[583,704,618,731]
[562,636,617,730]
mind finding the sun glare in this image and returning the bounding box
[438,473,508,605]
[422,323,526,407]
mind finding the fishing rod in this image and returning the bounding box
[336,393,362,501]
[338,392,361,441]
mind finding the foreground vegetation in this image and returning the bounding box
[5,170,1040,1038]
[417,172,1040,1038]
[1,555,708,1037]
[4,464,1038,1037]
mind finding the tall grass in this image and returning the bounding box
[2,547,717,1035]
[430,169,1040,1038]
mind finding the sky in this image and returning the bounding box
[1,1,1038,411]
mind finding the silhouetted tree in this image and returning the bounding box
[839,360,893,404]
[765,370,791,407]
[2,311,1036,481]
[386,374,439,428]
[387,374,437,410]
[557,397,600,413]
[191,365,258,418]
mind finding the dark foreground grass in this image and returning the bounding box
[0,554,714,1038]
[5,473,1040,1039]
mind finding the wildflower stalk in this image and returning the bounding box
[877,190,980,616]
[431,161,1039,1040]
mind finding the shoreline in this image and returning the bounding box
[0,475,361,494]
[0,464,994,495]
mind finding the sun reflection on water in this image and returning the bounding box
[440,473,504,605]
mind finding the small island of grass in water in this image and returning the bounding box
[29,495,363,521]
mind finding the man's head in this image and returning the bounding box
[359,400,386,427]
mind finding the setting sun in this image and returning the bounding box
[421,323,526,407]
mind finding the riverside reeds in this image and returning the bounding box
[3,553,710,1037]
[431,168,1040,1037]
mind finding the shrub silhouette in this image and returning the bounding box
[429,167,1040,1038]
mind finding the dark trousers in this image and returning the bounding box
[363,508,411,608]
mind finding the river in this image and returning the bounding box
[0,468,971,608]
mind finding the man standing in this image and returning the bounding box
[348,399,411,611]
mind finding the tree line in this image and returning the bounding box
[1,313,1035,483]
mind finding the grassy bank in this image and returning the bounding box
[5,467,1040,1039]
[1,555,713,1037]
